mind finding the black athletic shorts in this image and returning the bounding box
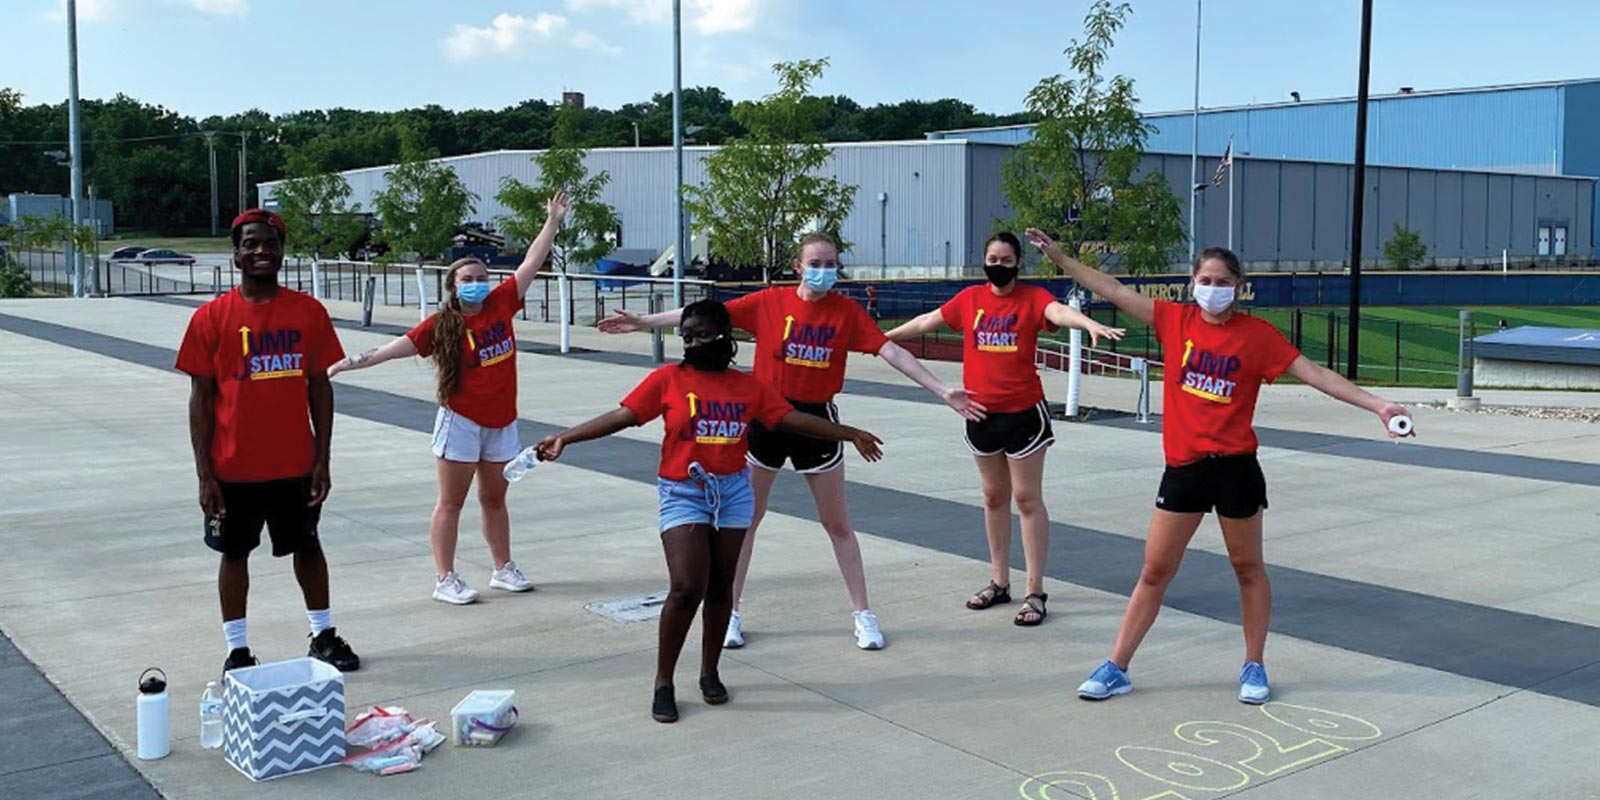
[1155,453,1269,519]
[204,475,322,559]
[747,400,844,473]
[964,400,1055,459]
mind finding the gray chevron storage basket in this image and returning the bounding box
[222,658,346,781]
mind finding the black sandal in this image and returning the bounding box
[966,581,1012,610]
[1014,593,1048,626]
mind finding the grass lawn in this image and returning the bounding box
[882,305,1600,388]
[103,233,234,254]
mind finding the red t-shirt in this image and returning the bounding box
[406,279,525,428]
[175,288,345,483]
[939,283,1059,413]
[621,365,794,481]
[1152,300,1301,466]
[726,287,889,403]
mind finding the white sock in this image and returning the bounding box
[223,618,248,651]
[307,608,332,636]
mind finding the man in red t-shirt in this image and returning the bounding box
[176,209,359,676]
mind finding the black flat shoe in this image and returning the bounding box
[699,673,729,705]
[652,685,679,723]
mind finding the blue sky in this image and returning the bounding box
[10,0,1600,118]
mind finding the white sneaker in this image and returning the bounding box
[432,572,480,605]
[724,611,745,648]
[489,560,534,592]
[853,610,884,650]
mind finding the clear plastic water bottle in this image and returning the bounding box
[199,681,224,750]
[503,446,541,483]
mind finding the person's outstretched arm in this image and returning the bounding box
[535,407,641,461]
[1027,227,1156,326]
[327,335,419,377]
[775,410,884,462]
[875,341,985,420]
[513,189,570,296]
[1286,356,1414,438]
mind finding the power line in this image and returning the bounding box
[0,130,256,147]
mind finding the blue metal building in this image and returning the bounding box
[930,78,1600,261]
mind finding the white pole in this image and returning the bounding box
[671,0,685,310]
[1187,0,1202,261]
[66,0,86,297]
[1066,292,1084,418]
[557,273,572,354]
[415,266,427,322]
[311,258,322,300]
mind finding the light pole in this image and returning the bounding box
[1187,0,1202,262]
[1346,0,1374,380]
[631,121,640,148]
[66,0,87,297]
[672,0,686,309]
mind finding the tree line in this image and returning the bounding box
[0,84,1029,235]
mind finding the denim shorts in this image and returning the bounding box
[657,465,756,533]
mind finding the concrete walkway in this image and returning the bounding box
[1,296,1598,799]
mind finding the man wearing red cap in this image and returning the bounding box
[176,209,360,674]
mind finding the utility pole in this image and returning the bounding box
[1346,0,1374,380]
[206,132,219,236]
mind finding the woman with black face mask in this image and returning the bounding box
[535,300,884,724]
[887,232,1123,627]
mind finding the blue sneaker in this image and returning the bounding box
[1077,660,1132,700]
[1238,661,1271,704]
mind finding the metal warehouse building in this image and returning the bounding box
[261,141,1018,276]
[260,79,1599,274]
[932,77,1600,265]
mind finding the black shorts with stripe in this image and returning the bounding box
[747,400,844,473]
[1155,453,1269,519]
[964,400,1055,459]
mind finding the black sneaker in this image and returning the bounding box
[651,685,678,723]
[699,673,729,705]
[223,647,258,674]
[307,628,360,672]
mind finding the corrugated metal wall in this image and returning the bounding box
[944,84,1576,175]
[261,142,976,268]
[1173,156,1594,265]
[6,194,115,235]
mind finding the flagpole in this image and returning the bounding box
[1227,138,1235,251]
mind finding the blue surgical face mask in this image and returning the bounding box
[1192,284,1235,314]
[456,282,491,304]
[802,266,838,293]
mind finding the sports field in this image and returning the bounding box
[886,304,1600,387]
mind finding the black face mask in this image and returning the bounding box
[984,265,1019,288]
[683,336,737,372]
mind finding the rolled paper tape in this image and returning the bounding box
[1388,415,1413,436]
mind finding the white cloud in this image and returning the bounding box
[691,0,754,35]
[441,13,619,60]
[564,0,757,35]
[571,31,623,56]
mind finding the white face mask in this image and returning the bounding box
[1193,284,1235,315]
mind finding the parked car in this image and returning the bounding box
[130,249,196,266]
[108,246,148,260]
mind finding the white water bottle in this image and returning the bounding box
[199,681,224,750]
[502,446,540,482]
[136,668,169,761]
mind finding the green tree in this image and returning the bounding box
[1382,221,1427,270]
[1002,1,1184,276]
[685,59,858,281]
[495,108,618,272]
[370,143,476,264]
[271,172,367,261]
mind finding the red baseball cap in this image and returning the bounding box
[231,208,287,242]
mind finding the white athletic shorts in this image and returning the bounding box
[431,407,521,464]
